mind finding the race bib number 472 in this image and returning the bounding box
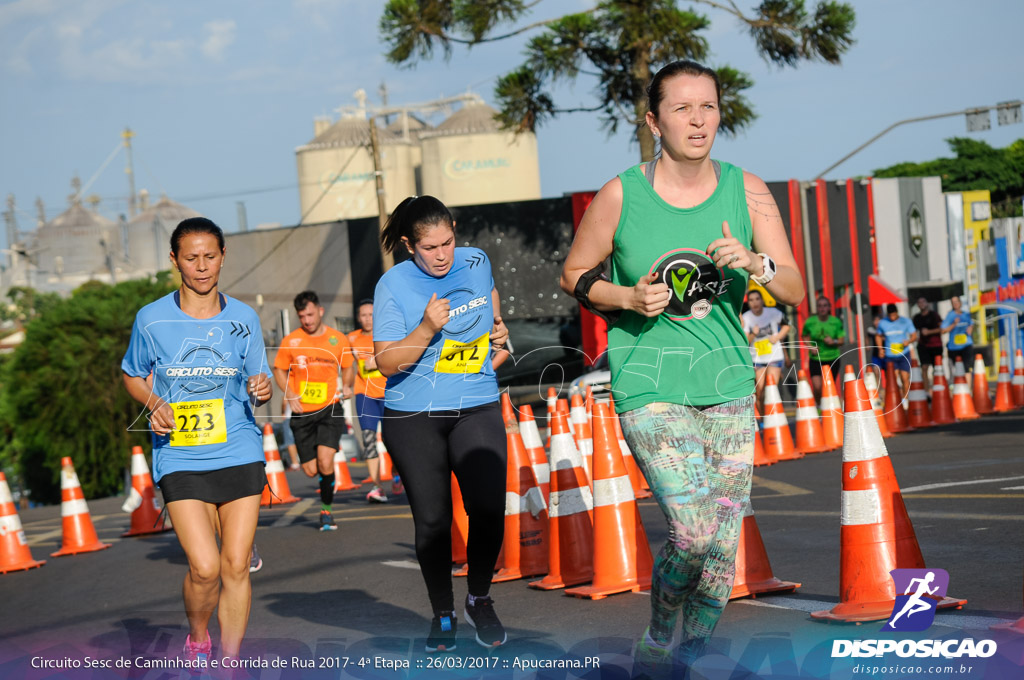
[435,333,489,374]
[170,399,227,446]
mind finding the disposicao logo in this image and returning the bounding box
[831,569,998,659]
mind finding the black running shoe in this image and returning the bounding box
[425,611,457,653]
[463,595,506,648]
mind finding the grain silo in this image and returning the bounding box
[35,196,120,290]
[124,194,201,276]
[419,99,541,207]
[295,112,417,224]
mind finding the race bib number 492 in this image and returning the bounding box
[170,399,227,446]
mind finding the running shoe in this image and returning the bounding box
[366,486,388,503]
[182,631,212,671]
[319,510,338,531]
[425,611,457,653]
[249,544,262,573]
[631,628,673,680]
[463,595,506,648]
[391,475,404,495]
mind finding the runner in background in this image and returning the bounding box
[801,295,845,400]
[348,299,389,503]
[272,291,354,531]
[742,289,790,412]
[122,217,272,665]
[912,297,943,390]
[878,303,917,401]
[374,195,510,652]
[942,295,975,369]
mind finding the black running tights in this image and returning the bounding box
[382,401,507,614]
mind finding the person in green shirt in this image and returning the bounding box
[801,295,845,400]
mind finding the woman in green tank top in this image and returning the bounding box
[560,60,804,678]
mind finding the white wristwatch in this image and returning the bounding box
[751,253,777,286]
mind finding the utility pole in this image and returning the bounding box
[368,119,394,271]
[123,127,137,218]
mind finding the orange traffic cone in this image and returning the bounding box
[570,393,594,482]
[729,503,799,600]
[332,450,361,492]
[843,365,856,384]
[0,471,45,573]
[377,424,394,482]
[811,378,899,622]
[51,457,111,557]
[451,474,469,567]
[952,358,980,421]
[518,405,551,501]
[762,373,801,461]
[492,428,549,582]
[794,370,829,454]
[752,405,775,466]
[608,397,652,500]
[930,358,956,425]
[973,353,994,415]
[993,351,1016,412]
[819,364,844,452]
[1013,349,1024,407]
[529,410,594,590]
[566,403,652,599]
[864,369,894,438]
[905,359,932,429]
[121,446,170,537]
[545,387,558,449]
[260,424,300,506]
[883,360,913,433]
[501,393,519,432]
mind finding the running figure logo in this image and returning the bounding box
[882,568,950,632]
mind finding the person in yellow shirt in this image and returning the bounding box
[273,291,354,531]
[348,299,390,503]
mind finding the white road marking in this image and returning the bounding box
[271,498,314,527]
[382,560,421,570]
[901,475,1024,494]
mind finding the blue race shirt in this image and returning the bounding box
[374,247,500,412]
[122,292,268,481]
[878,316,916,358]
[943,310,974,350]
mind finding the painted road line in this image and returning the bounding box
[900,494,1024,499]
[382,560,422,570]
[337,513,412,522]
[271,498,315,527]
[901,475,1024,494]
[752,475,813,498]
[735,598,1008,630]
[754,510,1024,522]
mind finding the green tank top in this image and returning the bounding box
[608,160,756,411]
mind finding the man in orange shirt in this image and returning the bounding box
[273,291,354,531]
[348,299,389,503]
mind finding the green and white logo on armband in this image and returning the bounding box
[650,248,733,321]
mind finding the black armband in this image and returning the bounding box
[573,263,621,325]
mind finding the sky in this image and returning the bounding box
[1,0,1022,248]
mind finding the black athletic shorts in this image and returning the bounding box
[918,345,942,369]
[948,347,974,368]
[808,358,840,379]
[289,401,345,463]
[159,461,266,504]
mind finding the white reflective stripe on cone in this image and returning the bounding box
[821,396,842,410]
[0,513,25,533]
[334,450,347,463]
[506,487,548,517]
[796,381,814,400]
[764,384,784,404]
[998,371,1011,383]
[932,384,947,393]
[974,359,986,372]
[763,413,789,429]
[578,439,594,456]
[842,411,887,462]
[61,470,82,488]
[841,488,883,526]
[1013,375,1024,386]
[263,433,277,451]
[549,435,584,469]
[61,498,91,517]
[796,406,819,421]
[130,454,149,476]
[952,383,972,395]
[570,406,587,425]
[593,475,635,508]
[0,482,13,505]
[520,422,544,450]
[531,463,550,485]
[908,390,928,401]
[121,487,143,513]
[265,459,285,473]
[741,502,755,519]
[548,486,594,517]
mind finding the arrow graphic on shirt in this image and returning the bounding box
[466,254,484,269]
[671,268,696,302]
[230,322,251,338]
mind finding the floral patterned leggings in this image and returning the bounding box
[620,396,754,648]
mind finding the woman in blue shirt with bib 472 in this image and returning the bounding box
[373,195,510,653]
[122,218,272,666]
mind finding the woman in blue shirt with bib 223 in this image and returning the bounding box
[942,295,975,368]
[373,195,510,653]
[122,217,272,666]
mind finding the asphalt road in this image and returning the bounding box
[2,409,1024,680]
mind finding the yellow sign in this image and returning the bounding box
[435,333,489,374]
[300,381,329,404]
[170,399,227,447]
[754,339,774,356]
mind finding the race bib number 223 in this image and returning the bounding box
[169,399,227,446]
